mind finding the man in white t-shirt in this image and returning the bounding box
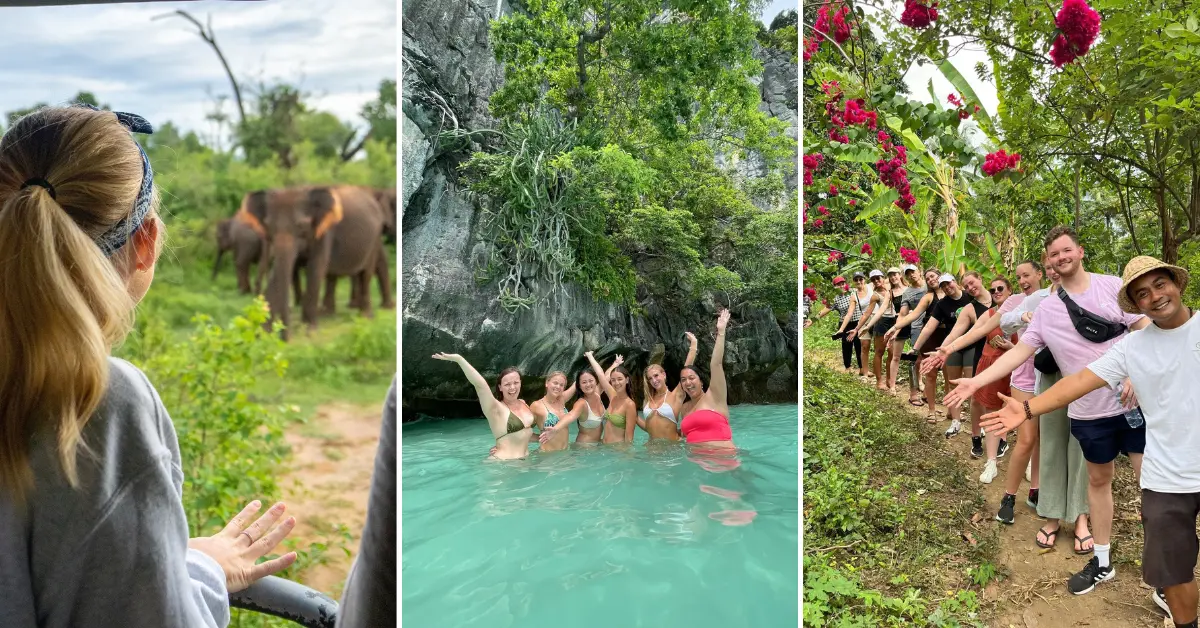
[944,226,1150,596]
[980,255,1197,628]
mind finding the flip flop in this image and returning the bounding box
[1035,526,1059,549]
[1074,534,1094,554]
[909,399,926,407]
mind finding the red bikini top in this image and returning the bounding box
[680,408,732,444]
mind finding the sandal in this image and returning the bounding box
[1074,534,1094,554]
[909,398,926,407]
[1035,526,1059,549]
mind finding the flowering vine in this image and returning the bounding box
[946,93,980,120]
[875,132,915,211]
[899,0,939,29]
[981,149,1021,176]
[803,153,823,186]
[900,247,921,265]
[860,242,873,256]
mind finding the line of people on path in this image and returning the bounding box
[433,310,739,460]
[807,224,1199,627]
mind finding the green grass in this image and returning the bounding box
[803,324,999,627]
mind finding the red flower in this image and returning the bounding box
[877,131,890,143]
[832,5,854,44]
[1050,0,1101,67]
[861,242,873,256]
[848,199,857,206]
[900,0,938,29]
[899,247,921,265]
[817,205,830,216]
[814,219,825,229]
[803,153,824,187]
[804,286,818,302]
[828,185,839,197]
[947,93,963,107]
[828,250,844,263]
[982,149,1022,176]
[803,263,809,272]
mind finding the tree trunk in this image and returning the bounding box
[156,11,246,128]
[1073,162,1082,231]
[1158,186,1178,263]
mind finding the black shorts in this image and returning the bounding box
[946,346,977,369]
[873,317,897,337]
[1141,489,1200,587]
[897,325,912,340]
[1069,413,1146,464]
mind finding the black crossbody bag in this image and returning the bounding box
[1057,285,1127,343]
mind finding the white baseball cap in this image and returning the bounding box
[902,264,918,273]
[868,269,884,278]
[938,273,956,285]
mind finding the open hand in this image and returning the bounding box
[432,352,461,362]
[539,428,559,444]
[716,309,731,331]
[980,393,1027,434]
[883,327,898,343]
[847,330,857,342]
[685,331,697,343]
[613,355,625,368]
[188,500,298,594]
[943,377,978,407]
[920,353,945,375]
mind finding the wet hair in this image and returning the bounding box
[495,366,521,397]
[610,366,633,399]
[576,369,599,394]
[643,363,667,400]
[0,106,162,503]
[1044,225,1080,250]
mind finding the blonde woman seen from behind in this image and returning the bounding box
[0,106,298,628]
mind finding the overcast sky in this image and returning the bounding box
[0,0,396,144]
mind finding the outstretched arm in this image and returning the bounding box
[585,351,618,398]
[540,399,583,443]
[945,309,1001,354]
[885,293,932,342]
[708,310,731,406]
[942,341,1038,407]
[980,368,1109,433]
[431,353,504,420]
[939,306,978,349]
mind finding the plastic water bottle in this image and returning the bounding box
[1115,382,1145,428]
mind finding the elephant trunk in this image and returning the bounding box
[265,235,299,341]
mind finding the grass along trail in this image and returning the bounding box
[806,341,1168,627]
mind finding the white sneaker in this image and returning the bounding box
[1026,460,1032,482]
[980,459,998,484]
[944,420,962,438]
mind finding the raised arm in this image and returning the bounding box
[562,381,577,401]
[604,355,625,379]
[584,351,618,399]
[684,332,698,366]
[432,353,505,420]
[708,309,731,406]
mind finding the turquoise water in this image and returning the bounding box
[401,404,799,628]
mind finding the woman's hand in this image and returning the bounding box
[539,428,559,444]
[432,352,461,362]
[613,355,625,368]
[188,500,298,594]
[1021,311,1034,324]
[685,331,697,343]
[991,336,1014,351]
[716,309,731,331]
[980,394,1028,433]
[920,353,946,375]
[943,377,979,407]
[847,329,857,341]
[803,319,813,328]
[883,326,899,343]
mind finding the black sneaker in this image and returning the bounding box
[1152,587,1172,619]
[1027,488,1039,509]
[971,436,983,458]
[997,438,1008,458]
[995,493,1016,524]
[1067,556,1115,595]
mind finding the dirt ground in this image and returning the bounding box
[279,402,383,596]
[812,352,1175,627]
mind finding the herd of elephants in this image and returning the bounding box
[212,184,397,340]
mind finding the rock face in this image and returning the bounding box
[401,0,798,420]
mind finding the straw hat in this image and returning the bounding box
[1118,255,1190,314]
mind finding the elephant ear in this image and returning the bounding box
[237,190,268,238]
[308,187,344,240]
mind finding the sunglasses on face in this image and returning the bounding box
[989,286,1006,294]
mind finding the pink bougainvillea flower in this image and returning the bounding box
[803,286,818,302]
[828,250,844,263]
[860,242,873,256]
[947,93,963,107]
[899,0,938,29]
[803,153,824,187]
[877,131,890,143]
[899,246,921,265]
[828,184,839,197]
[803,263,809,272]
[817,205,830,216]
[832,4,853,44]
[982,149,1022,176]
[1050,0,1101,67]
[848,199,857,206]
[814,219,825,229]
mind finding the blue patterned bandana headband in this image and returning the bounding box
[71,103,155,256]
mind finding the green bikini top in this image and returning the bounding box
[604,412,626,429]
[499,411,530,441]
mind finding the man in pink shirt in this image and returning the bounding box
[946,225,1150,596]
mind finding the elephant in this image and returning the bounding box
[248,185,386,340]
[213,192,266,294]
[325,186,396,314]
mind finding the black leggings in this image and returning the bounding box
[841,334,863,369]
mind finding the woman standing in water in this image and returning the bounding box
[541,366,609,445]
[679,309,735,448]
[531,371,572,452]
[637,332,699,441]
[583,351,637,443]
[431,354,536,459]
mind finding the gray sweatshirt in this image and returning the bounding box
[0,358,229,628]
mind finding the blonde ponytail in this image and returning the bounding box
[0,106,152,504]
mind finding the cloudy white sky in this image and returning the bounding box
[0,0,396,144]
[760,0,795,25]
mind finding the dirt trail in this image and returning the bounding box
[279,402,383,597]
[809,351,1171,627]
